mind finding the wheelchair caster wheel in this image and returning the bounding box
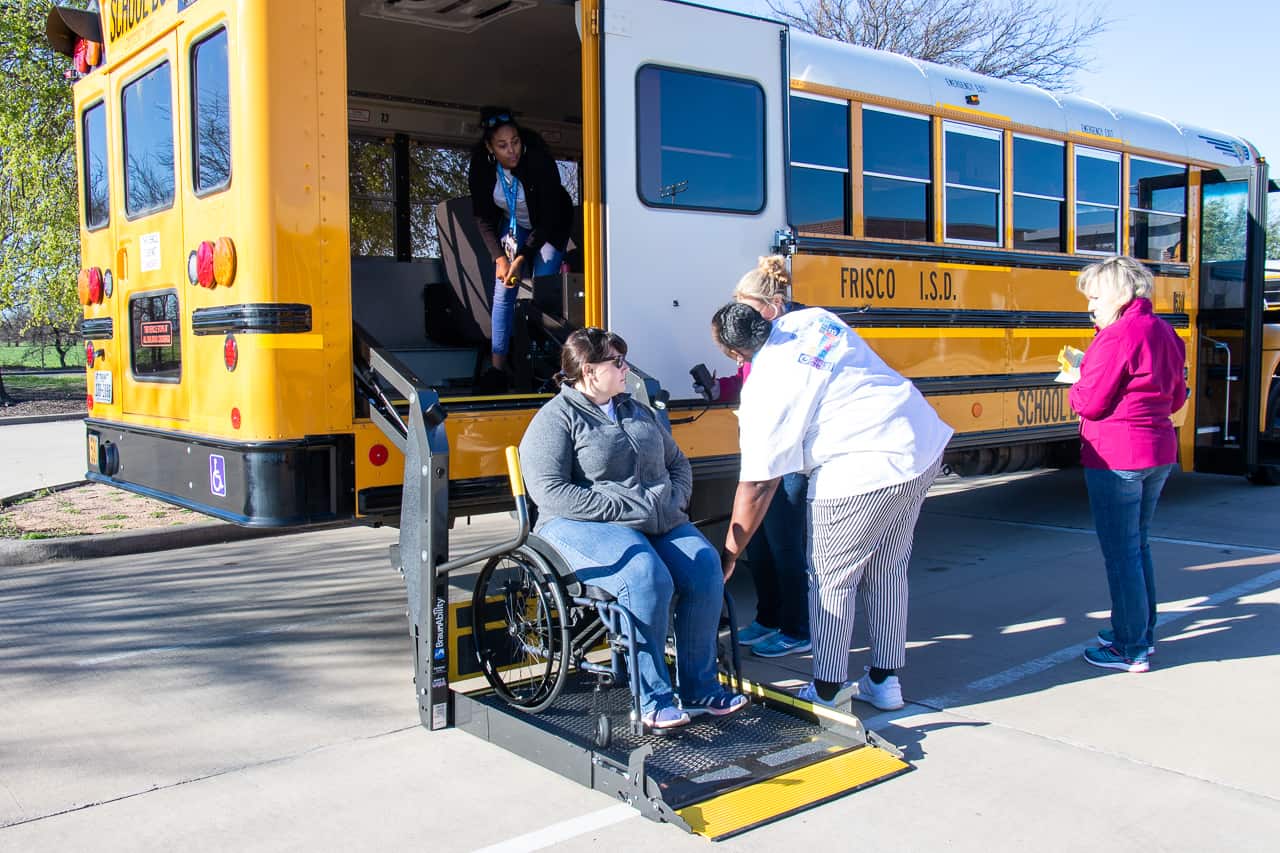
[595,714,612,748]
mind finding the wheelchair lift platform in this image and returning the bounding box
[454,676,912,840]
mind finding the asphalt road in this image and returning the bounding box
[2,469,1279,851]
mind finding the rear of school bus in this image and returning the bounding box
[77,1,356,526]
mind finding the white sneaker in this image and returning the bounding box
[796,680,856,710]
[854,669,904,711]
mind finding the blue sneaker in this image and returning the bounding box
[751,633,812,658]
[1083,645,1149,673]
[682,690,749,718]
[641,703,691,730]
[1097,629,1155,657]
[737,621,779,647]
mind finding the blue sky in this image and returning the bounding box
[713,0,1280,158]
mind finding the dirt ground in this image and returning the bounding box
[0,483,198,540]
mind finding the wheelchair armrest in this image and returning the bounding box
[526,533,585,598]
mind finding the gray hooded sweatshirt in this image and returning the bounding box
[519,384,693,536]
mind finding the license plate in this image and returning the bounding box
[87,433,99,468]
[93,370,113,404]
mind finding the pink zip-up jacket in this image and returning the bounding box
[1069,298,1186,470]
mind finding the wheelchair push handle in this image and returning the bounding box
[435,445,531,575]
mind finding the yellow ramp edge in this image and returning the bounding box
[677,745,911,841]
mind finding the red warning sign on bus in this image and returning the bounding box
[140,321,173,347]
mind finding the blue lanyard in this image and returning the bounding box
[496,166,519,237]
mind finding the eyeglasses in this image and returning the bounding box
[592,355,627,369]
[481,112,512,128]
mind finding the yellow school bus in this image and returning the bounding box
[43,0,1280,829]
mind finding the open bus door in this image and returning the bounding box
[597,0,788,393]
[1193,162,1278,481]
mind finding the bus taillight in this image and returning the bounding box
[223,334,238,371]
[85,341,95,368]
[196,241,216,287]
[77,269,90,304]
[87,267,103,303]
[231,408,242,430]
[369,444,389,467]
[214,237,237,286]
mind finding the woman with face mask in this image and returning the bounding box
[468,107,574,376]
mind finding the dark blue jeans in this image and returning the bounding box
[745,472,810,640]
[1084,464,1174,659]
[491,225,563,356]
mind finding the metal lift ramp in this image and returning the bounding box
[363,346,911,840]
[455,677,911,840]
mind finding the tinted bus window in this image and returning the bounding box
[863,107,930,241]
[192,29,231,194]
[349,136,396,258]
[636,66,765,213]
[1075,147,1119,254]
[122,63,175,217]
[1129,157,1186,261]
[790,94,849,234]
[1012,136,1064,251]
[130,292,182,380]
[944,122,1001,245]
[82,101,109,230]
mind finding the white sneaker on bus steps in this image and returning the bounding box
[854,669,904,711]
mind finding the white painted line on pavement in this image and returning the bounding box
[917,564,1280,711]
[470,803,637,853]
[77,608,391,665]
[931,514,1279,555]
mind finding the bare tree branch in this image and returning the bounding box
[769,0,1110,92]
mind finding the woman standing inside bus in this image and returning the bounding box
[468,107,574,374]
[1069,256,1186,674]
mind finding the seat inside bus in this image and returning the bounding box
[345,0,584,398]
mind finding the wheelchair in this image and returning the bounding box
[469,454,743,744]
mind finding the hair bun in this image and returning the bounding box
[758,255,788,286]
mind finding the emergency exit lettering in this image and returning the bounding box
[840,266,896,301]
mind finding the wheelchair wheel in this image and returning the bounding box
[472,547,570,713]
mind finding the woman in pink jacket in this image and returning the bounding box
[1069,256,1186,673]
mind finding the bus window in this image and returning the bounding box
[191,28,231,195]
[408,141,469,260]
[129,291,182,381]
[82,100,109,230]
[122,62,175,218]
[789,93,849,235]
[1012,135,1064,251]
[862,106,930,241]
[1074,146,1120,254]
[943,121,1002,245]
[350,136,396,258]
[1129,157,1186,262]
[635,65,765,213]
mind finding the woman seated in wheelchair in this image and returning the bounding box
[519,328,749,730]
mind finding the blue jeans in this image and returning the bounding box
[745,472,809,639]
[1084,464,1174,659]
[536,518,724,713]
[491,225,562,357]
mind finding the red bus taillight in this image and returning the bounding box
[223,334,238,371]
[85,341,95,368]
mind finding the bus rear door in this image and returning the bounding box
[114,34,189,427]
[597,0,788,393]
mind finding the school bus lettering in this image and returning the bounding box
[840,265,896,301]
[108,0,170,44]
[1016,387,1076,427]
[918,270,956,302]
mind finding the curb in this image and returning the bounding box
[0,412,87,427]
[0,520,345,567]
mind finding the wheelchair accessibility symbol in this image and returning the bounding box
[209,454,227,498]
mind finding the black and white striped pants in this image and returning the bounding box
[806,456,941,684]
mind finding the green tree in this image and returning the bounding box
[0,0,85,404]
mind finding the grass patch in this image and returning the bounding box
[2,373,84,396]
[0,343,85,370]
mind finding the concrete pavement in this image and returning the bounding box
[0,419,87,498]
[2,468,1278,850]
